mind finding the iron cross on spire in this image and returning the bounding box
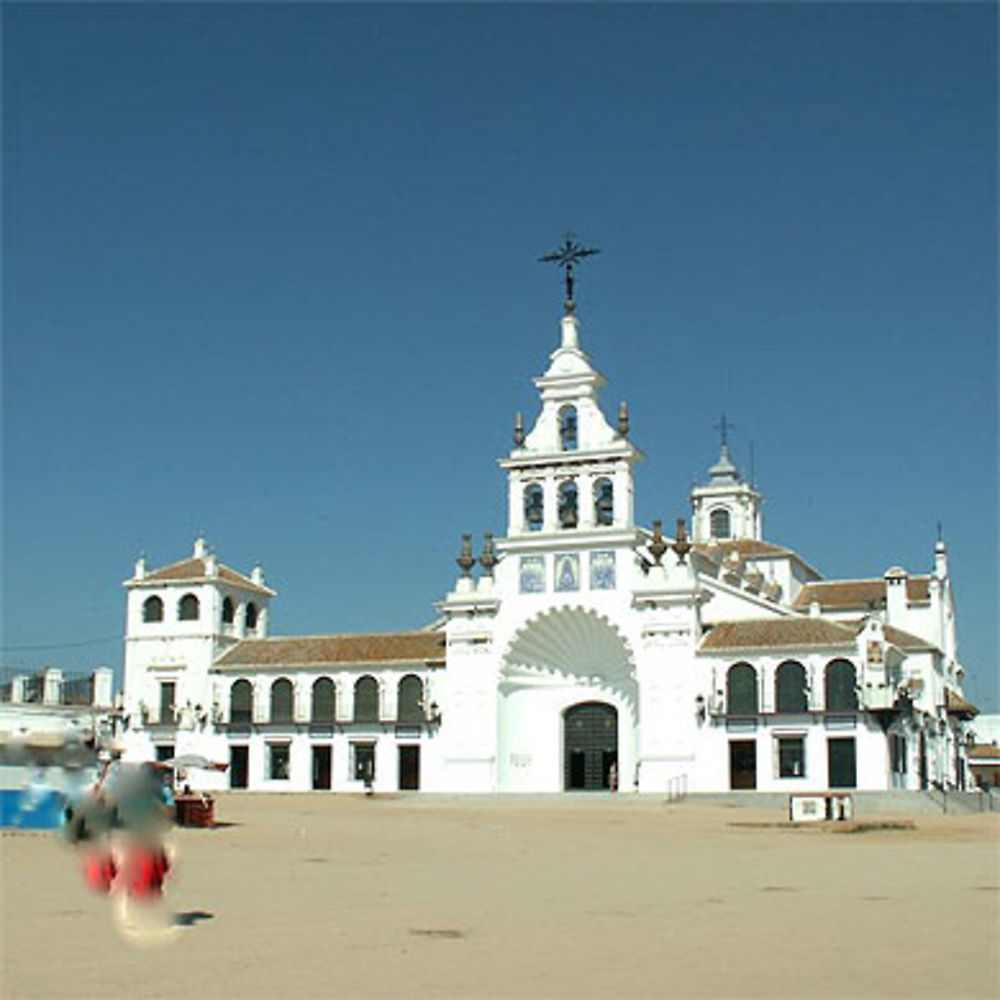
[714,414,736,449]
[538,233,600,313]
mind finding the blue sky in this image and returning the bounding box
[3,3,997,710]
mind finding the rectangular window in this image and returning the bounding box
[267,742,290,780]
[590,551,616,590]
[353,742,376,783]
[777,737,806,778]
[154,744,174,763]
[159,682,176,724]
[519,556,545,593]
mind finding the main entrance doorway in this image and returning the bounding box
[729,740,757,789]
[398,745,420,790]
[229,745,249,789]
[564,702,618,791]
[827,737,857,789]
[312,746,332,790]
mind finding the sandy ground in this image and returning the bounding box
[2,794,998,1000]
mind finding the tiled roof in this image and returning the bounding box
[140,557,273,595]
[792,576,931,610]
[968,744,1000,761]
[698,617,856,652]
[880,624,937,652]
[944,688,978,718]
[215,631,446,669]
[694,539,794,560]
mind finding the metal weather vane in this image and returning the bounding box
[714,414,736,450]
[539,233,600,313]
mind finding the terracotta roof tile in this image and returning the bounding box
[944,688,978,717]
[968,744,1000,761]
[215,631,446,669]
[880,624,937,652]
[793,577,931,610]
[694,539,793,560]
[698,617,856,652]
[140,557,274,595]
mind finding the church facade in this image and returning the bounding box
[120,302,977,795]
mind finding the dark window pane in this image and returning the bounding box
[268,743,290,780]
[311,678,335,722]
[270,679,293,722]
[143,596,163,622]
[353,743,375,781]
[825,659,858,712]
[397,675,423,724]
[178,593,200,621]
[354,676,379,722]
[710,508,731,539]
[230,680,253,725]
[775,661,808,713]
[778,737,805,777]
[159,682,175,724]
[727,663,758,715]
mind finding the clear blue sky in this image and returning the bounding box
[3,3,997,710]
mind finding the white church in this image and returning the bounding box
[121,265,977,796]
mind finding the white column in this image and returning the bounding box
[543,475,559,532]
[578,471,595,529]
[509,475,524,535]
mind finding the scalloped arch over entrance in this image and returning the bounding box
[502,606,635,689]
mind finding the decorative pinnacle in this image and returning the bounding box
[672,517,692,564]
[649,519,668,566]
[618,401,630,437]
[456,534,476,577]
[513,412,525,447]
[539,233,600,313]
[479,532,498,575]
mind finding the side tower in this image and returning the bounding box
[122,537,275,758]
[690,430,762,543]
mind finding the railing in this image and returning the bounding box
[665,774,688,802]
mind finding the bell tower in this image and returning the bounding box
[501,309,642,538]
[690,417,762,543]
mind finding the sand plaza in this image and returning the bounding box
[2,793,998,999]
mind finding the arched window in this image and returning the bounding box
[230,679,253,725]
[245,602,258,630]
[311,677,335,723]
[710,507,732,539]
[727,662,758,715]
[397,674,424,724]
[825,659,858,712]
[524,483,544,531]
[775,660,808,713]
[558,480,578,529]
[354,675,379,722]
[593,478,614,526]
[142,596,163,623]
[558,405,578,450]
[270,678,293,723]
[221,597,235,624]
[178,593,200,621]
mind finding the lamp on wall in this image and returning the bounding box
[695,694,706,723]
